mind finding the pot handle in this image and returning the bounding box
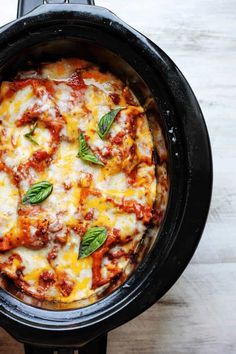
[17,0,95,18]
[24,334,107,354]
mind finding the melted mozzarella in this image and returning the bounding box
[0,58,161,304]
[8,86,35,123]
[54,83,73,114]
[0,171,19,235]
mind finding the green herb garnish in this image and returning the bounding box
[79,227,108,259]
[98,107,123,139]
[77,132,104,166]
[22,181,53,205]
[24,122,39,145]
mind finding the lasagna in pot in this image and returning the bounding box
[0,59,168,303]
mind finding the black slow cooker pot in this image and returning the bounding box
[0,0,212,353]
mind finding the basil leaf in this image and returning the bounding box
[24,122,39,145]
[77,132,104,166]
[24,134,39,145]
[80,227,107,259]
[98,107,123,139]
[22,181,53,205]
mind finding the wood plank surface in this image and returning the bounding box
[0,0,235,353]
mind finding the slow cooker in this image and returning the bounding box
[0,0,212,353]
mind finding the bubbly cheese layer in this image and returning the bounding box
[0,58,167,304]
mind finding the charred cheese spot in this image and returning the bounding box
[0,58,168,304]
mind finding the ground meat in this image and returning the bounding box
[38,271,55,290]
[84,209,94,220]
[57,273,74,297]
[24,219,49,250]
[47,246,59,263]
[109,93,120,105]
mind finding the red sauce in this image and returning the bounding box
[121,199,152,223]
[18,205,43,217]
[14,80,64,159]
[80,188,101,205]
[151,209,164,226]
[0,253,24,276]
[0,158,18,186]
[127,114,138,139]
[16,150,51,181]
[21,218,49,250]
[106,197,152,223]
[5,79,56,100]
[28,150,51,171]
[16,106,38,127]
[112,131,125,145]
[57,273,74,297]
[63,182,72,191]
[32,150,50,163]
[108,249,127,260]
[38,271,55,290]
[80,188,90,205]
[92,230,119,289]
[43,80,55,97]
[127,166,138,185]
[0,236,16,251]
[4,85,16,100]
[47,246,58,263]
[109,93,120,105]
[8,253,22,263]
[69,70,86,90]
[84,209,94,221]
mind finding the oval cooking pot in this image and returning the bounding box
[0,0,212,353]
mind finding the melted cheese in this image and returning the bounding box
[0,171,19,235]
[0,58,164,304]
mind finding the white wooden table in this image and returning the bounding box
[0,0,235,353]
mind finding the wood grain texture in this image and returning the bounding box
[0,0,235,353]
